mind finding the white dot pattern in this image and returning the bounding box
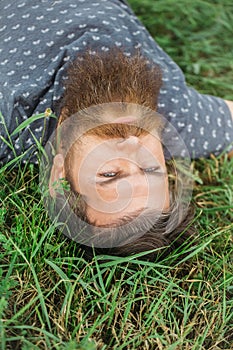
[1,0,233,164]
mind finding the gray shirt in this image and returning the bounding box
[1,0,233,164]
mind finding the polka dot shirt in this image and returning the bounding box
[0,0,233,164]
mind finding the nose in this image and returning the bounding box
[116,136,140,152]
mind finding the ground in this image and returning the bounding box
[0,0,233,349]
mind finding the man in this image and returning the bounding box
[44,50,203,258]
[1,0,233,259]
[1,0,233,165]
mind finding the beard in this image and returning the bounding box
[56,48,164,158]
[57,48,162,126]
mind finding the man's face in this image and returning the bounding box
[66,118,170,226]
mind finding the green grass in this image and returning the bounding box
[1,0,233,349]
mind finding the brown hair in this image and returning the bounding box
[83,207,196,261]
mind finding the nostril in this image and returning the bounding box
[128,136,139,144]
[117,136,139,147]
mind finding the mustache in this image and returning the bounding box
[82,113,164,140]
[84,122,149,139]
[56,103,164,155]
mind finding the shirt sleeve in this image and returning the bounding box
[1,0,233,165]
[152,48,233,158]
[116,0,233,157]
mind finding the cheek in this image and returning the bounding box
[153,144,166,169]
[154,173,170,209]
[146,175,170,210]
[70,152,108,193]
[164,175,170,209]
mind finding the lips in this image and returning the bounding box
[112,116,138,124]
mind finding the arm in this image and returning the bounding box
[225,100,233,117]
[224,100,233,158]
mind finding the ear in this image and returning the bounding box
[49,154,65,198]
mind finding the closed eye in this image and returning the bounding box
[99,171,118,178]
[99,166,162,178]
[142,166,160,173]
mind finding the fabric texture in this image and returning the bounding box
[0,0,233,164]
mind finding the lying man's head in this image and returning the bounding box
[48,49,195,259]
[64,118,170,227]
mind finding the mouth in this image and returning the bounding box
[111,116,138,124]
